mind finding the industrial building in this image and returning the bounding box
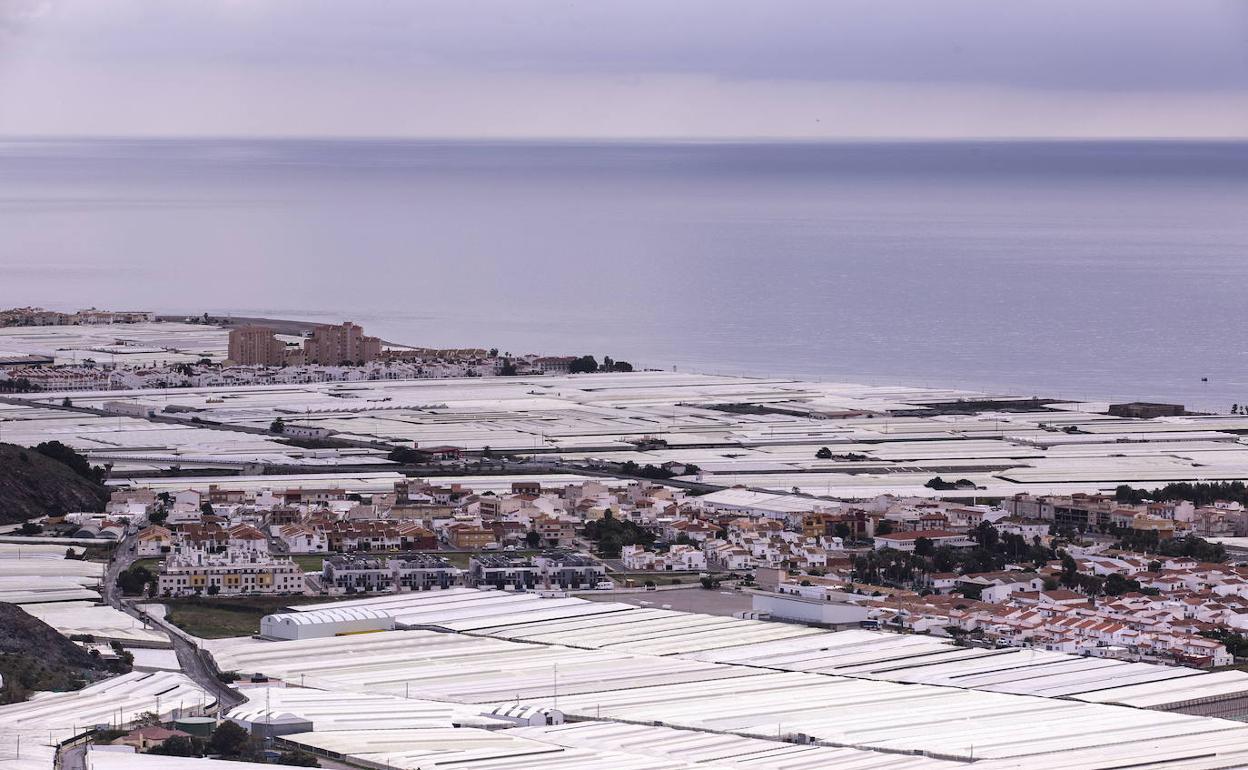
[260,606,396,640]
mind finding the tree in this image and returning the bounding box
[568,355,598,374]
[277,750,321,767]
[200,502,215,516]
[209,720,249,757]
[149,736,206,757]
[270,417,286,434]
[18,522,41,536]
[525,530,541,548]
[1060,551,1079,588]
[117,565,155,596]
[598,533,623,557]
[1104,572,1141,596]
[34,441,103,482]
[62,397,73,407]
[206,584,220,596]
[833,522,852,541]
[815,447,833,459]
[875,520,894,537]
[913,537,934,557]
[387,446,424,464]
[970,522,1000,550]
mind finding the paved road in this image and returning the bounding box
[103,531,245,712]
[101,530,139,607]
[60,742,86,770]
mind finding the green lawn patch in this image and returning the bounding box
[154,596,328,639]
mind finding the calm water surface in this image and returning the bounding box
[1,139,1246,409]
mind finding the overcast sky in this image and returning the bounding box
[2,0,1247,139]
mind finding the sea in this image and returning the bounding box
[1,138,1246,411]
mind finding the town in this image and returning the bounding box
[6,313,1248,769]
[0,307,631,392]
[59,478,1248,669]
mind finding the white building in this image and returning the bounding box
[260,607,395,640]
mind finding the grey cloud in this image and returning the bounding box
[1,0,1245,139]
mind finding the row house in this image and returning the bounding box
[468,555,538,591]
[158,548,304,597]
[227,524,270,554]
[135,525,173,557]
[956,571,1045,603]
[274,524,329,554]
[322,553,459,593]
[533,551,608,590]
[621,544,708,572]
[533,516,578,548]
[445,523,498,550]
[704,541,755,571]
[325,521,437,552]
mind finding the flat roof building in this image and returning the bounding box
[227,325,286,367]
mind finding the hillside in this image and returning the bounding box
[0,603,117,703]
[0,442,109,525]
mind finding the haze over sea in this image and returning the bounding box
[2,139,1246,411]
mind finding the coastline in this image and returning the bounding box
[158,314,416,349]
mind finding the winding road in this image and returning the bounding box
[104,531,245,711]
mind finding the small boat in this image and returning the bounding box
[1202,377,1209,382]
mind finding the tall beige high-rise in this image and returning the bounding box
[303,322,382,365]
[227,326,286,366]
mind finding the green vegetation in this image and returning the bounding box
[924,476,979,491]
[159,596,328,639]
[616,461,699,479]
[814,447,868,461]
[117,565,157,596]
[148,720,318,764]
[0,603,118,703]
[860,522,1056,588]
[1116,481,1248,507]
[1203,629,1248,659]
[565,355,634,374]
[584,510,655,557]
[0,441,109,524]
[34,440,105,483]
[290,554,327,572]
[386,446,426,463]
[0,377,39,393]
[1112,530,1226,562]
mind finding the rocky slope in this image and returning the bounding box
[0,442,109,525]
[0,602,116,703]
